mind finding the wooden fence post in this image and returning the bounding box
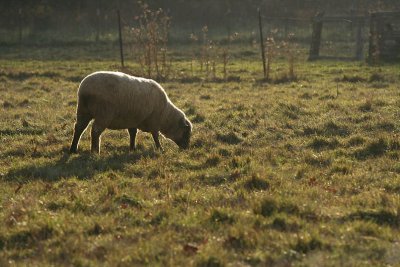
[18,8,22,45]
[117,9,124,68]
[308,12,324,61]
[258,8,267,79]
[368,12,383,62]
[355,18,364,60]
[96,7,100,42]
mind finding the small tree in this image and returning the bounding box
[189,33,199,77]
[265,36,276,80]
[130,2,171,80]
[281,33,298,80]
[221,33,238,80]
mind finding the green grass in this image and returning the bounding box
[0,43,400,266]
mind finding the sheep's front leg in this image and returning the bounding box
[128,128,137,151]
[91,121,106,154]
[152,132,163,151]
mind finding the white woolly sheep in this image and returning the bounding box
[69,71,192,154]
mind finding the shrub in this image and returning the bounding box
[130,3,171,79]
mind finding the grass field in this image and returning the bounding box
[1,44,400,266]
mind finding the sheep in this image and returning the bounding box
[69,71,192,154]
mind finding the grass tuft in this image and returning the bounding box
[292,235,323,254]
[303,121,349,137]
[216,132,243,145]
[150,211,169,226]
[224,230,256,251]
[369,73,385,83]
[243,174,269,191]
[322,121,350,137]
[209,209,235,224]
[192,113,206,123]
[204,154,221,167]
[354,138,388,160]
[87,223,104,236]
[308,137,339,151]
[257,198,278,217]
[6,225,54,249]
[196,256,224,267]
[305,153,331,167]
[345,209,399,227]
[271,216,301,232]
[278,103,303,120]
[359,99,373,112]
[338,75,366,83]
[0,235,4,250]
[346,136,365,147]
[114,194,142,208]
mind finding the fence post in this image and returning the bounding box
[258,8,267,79]
[18,8,22,45]
[355,18,363,60]
[284,18,289,37]
[96,7,100,42]
[368,13,376,62]
[117,9,124,68]
[376,15,385,60]
[308,12,324,61]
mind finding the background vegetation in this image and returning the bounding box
[1,0,400,44]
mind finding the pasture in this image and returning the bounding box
[1,44,400,266]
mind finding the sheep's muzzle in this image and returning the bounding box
[176,138,190,149]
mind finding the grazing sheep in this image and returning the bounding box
[69,71,192,154]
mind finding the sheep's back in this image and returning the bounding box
[78,71,168,130]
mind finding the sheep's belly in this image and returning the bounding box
[107,117,153,132]
[107,117,139,130]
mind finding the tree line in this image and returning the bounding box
[0,0,398,41]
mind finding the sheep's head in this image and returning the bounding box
[168,117,192,149]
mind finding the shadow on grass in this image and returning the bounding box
[5,149,158,183]
[341,210,399,227]
[0,128,45,136]
[0,69,81,83]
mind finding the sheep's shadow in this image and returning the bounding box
[5,148,159,184]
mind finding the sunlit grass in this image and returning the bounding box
[0,44,400,266]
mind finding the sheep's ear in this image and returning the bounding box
[181,117,190,128]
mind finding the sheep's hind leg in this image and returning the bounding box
[152,132,163,151]
[70,115,91,153]
[91,121,106,154]
[128,128,137,151]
